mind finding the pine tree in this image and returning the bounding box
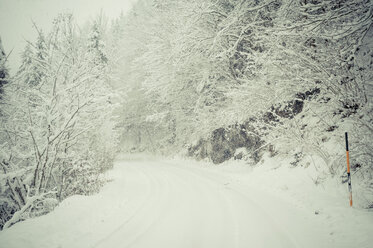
[0,37,9,97]
[88,15,108,65]
[16,31,47,87]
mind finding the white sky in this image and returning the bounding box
[0,0,136,73]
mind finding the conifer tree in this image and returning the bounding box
[0,37,9,97]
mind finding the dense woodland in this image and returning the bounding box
[1,0,373,229]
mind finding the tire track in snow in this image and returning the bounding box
[161,161,299,248]
[93,160,330,248]
[120,163,174,248]
[92,162,164,248]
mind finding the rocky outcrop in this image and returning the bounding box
[188,89,320,164]
[188,122,262,164]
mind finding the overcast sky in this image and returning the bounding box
[0,0,135,73]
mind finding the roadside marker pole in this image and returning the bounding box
[345,132,353,207]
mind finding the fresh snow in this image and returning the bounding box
[0,154,372,248]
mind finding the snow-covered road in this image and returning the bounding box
[1,157,371,248]
[93,161,310,248]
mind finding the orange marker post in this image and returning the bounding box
[345,132,353,207]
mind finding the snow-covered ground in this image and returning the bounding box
[0,154,372,248]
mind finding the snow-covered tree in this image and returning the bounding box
[0,13,119,229]
[0,37,9,97]
[111,0,373,206]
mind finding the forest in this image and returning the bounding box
[0,0,372,230]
